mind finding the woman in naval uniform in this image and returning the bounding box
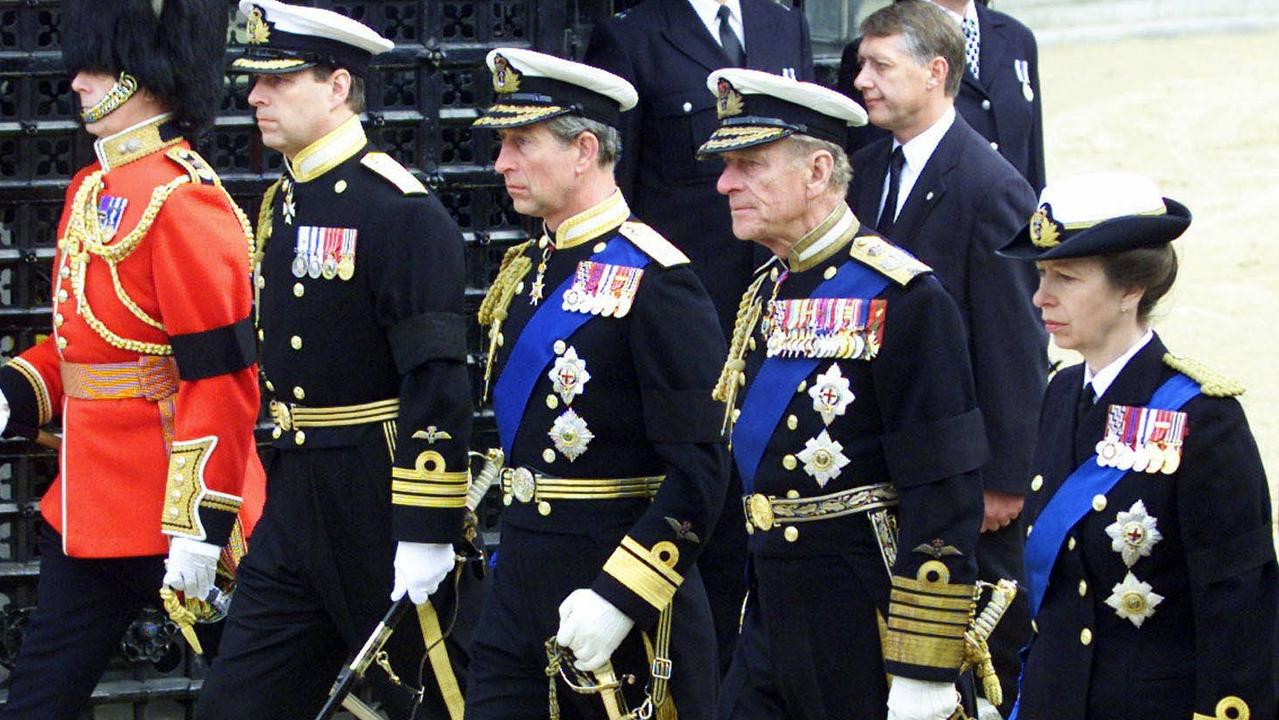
[999,172,1277,720]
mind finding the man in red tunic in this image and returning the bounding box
[0,2,263,717]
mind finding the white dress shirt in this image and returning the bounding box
[877,106,955,224]
[687,0,745,51]
[1083,329,1154,400]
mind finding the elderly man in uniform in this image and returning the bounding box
[467,48,729,719]
[700,69,985,720]
[0,1,263,718]
[195,3,473,718]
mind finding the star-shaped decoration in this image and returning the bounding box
[796,429,850,488]
[548,347,590,405]
[1104,499,1163,568]
[807,363,855,426]
[1105,571,1164,628]
[548,408,594,462]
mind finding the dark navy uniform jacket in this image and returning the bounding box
[254,116,473,543]
[1018,334,1278,720]
[723,205,985,682]
[480,190,730,630]
[583,0,814,337]
[838,1,1045,192]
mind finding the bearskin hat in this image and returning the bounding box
[60,0,228,133]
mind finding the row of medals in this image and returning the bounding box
[292,251,354,281]
[1095,437,1182,474]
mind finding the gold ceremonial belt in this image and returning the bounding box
[501,467,664,506]
[61,357,178,401]
[268,397,399,432]
[744,482,899,533]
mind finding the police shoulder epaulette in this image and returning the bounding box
[847,234,931,286]
[360,152,428,195]
[1163,353,1245,397]
[165,147,220,186]
[618,221,689,268]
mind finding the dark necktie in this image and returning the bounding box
[876,146,906,236]
[1075,382,1095,430]
[717,5,745,68]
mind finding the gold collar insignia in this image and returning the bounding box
[786,203,859,272]
[552,190,631,250]
[287,115,367,183]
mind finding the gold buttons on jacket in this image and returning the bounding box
[290,335,303,350]
[256,275,265,289]
[294,430,306,445]
[1068,536,1077,551]
[786,415,798,431]
[56,336,67,350]
[542,449,556,464]
[593,242,607,253]
[786,490,800,499]
[265,380,275,392]
[1078,580,1088,596]
[1030,474,1043,492]
[334,180,348,193]
[272,427,282,439]
[1080,628,1092,645]
[546,395,559,409]
[257,329,265,341]
[823,267,837,280]
[54,313,64,327]
[782,454,798,471]
[1092,495,1107,512]
[59,266,70,278]
[553,340,567,355]
[784,526,799,542]
[293,283,305,297]
[292,386,305,400]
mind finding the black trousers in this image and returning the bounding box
[718,552,890,720]
[699,472,748,678]
[976,518,1031,716]
[465,523,717,720]
[195,442,472,720]
[0,525,164,720]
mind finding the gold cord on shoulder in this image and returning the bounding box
[713,271,769,434]
[478,240,534,402]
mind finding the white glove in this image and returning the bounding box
[886,677,959,720]
[0,387,10,435]
[556,589,634,672]
[390,541,456,604]
[163,537,222,599]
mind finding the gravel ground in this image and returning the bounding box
[1039,29,1279,502]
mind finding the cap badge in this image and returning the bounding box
[492,54,521,94]
[245,6,271,45]
[1029,204,1062,248]
[715,78,744,119]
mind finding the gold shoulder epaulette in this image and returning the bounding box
[618,221,689,268]
[360,152,428,195]
[848,234,931,286]
[1163,353,1245,397]
[166,147,220,186]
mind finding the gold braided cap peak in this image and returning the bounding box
[1163,353,1245,397]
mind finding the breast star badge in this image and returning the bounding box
[796,429,850,488]
[548,408,593,462]
[807,363,855,426]
[1104,571,1164,628]
[1104,499,1163,567]
[548,346,590,405]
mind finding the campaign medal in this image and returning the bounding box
[562,260,644,318]
[281,178,296,226]
[321,227,340,280]
[97,195,129,240]
[1015,60,1035,102]
[291,227,308,278]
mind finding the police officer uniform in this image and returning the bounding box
[998,175,1278,720]
[0,2,263,717]
[195,4,474,718]
[466,48,729,720]
[697,70,986,720]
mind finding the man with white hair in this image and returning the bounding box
[468,48,729,719]
[700,68,986,720]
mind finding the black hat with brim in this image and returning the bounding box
[998,198,1191,260]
